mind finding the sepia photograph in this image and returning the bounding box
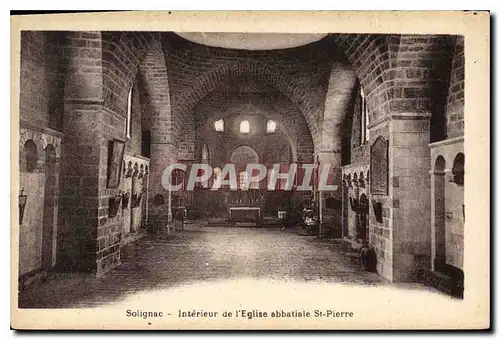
[10,11,489,330]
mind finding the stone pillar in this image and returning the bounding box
[142,165,150,229]
[148,144,176,232]
[430,166,446,271]
[315,151,342,237]
[57,32,104,274]
[138,41,175,233]
[390,115,432,282]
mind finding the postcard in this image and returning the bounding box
[10,10,490,330]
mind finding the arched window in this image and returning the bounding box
[240,120,250,134]
[126,87,133,139]
[202,144,209,161]
[360,87,369,144]
[266,120,276,133]
[214,119,224,132]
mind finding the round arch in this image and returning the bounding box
[196,93,314,163]
[174,59,320,148]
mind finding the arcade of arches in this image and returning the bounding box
[18,31,465,298]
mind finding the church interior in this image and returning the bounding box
[17,31,465,304]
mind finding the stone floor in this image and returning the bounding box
[19,225,397,309]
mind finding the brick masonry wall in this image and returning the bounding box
[20,31,66,131]
[34,31,159,275]
[97,32,161,275]
[366,123,393,280]
[445,36,464,138]
[430,140,464,270]
[20,32,49,128]
[321,59,358,154]
[19,32,60,275]
[332,34,392,122]
[101,32,159,115]
[333,35,455,137]
[18,124,62,277]
[336,34,460,282]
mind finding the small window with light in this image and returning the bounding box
[266,120,276,133]
[240,120,250,134]
[360,87,370,144]
[125,87,133,139]
[214,119,224,132]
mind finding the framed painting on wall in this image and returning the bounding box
[107,139,126,189]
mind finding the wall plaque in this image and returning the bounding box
[107,139,126,189]
[370,136,389,195]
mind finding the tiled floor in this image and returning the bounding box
[19,225,390,308]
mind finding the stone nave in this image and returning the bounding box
[17,31,465,306]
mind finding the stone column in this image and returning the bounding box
[57,32,104,274]
[142,165,150,229]
[148,144,176,233]
[138,42,175,233]
[315,151,342,237]
[430,166,446,272]
[390,115,432,282]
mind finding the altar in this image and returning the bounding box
[228,206,261,227]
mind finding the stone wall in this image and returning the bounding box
[349,85,370,165]
[19,125,62,275]
[367,123,393,280]
[429,137,464,270]
[336,34,461,282]
[163,33,341,149]
[334,35,455,127]
[445,36,465,138]
[20,31,50,128]
[93,32,157,275]
[19,31,158,276]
